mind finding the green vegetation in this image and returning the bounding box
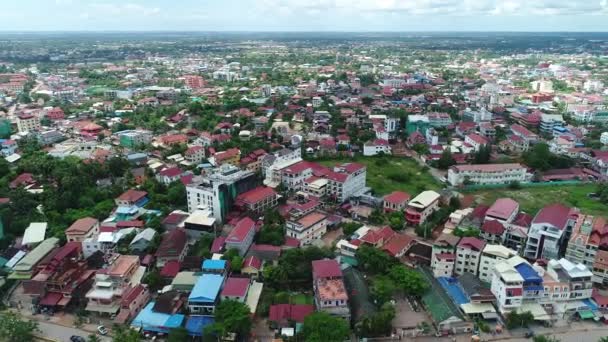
[262,246,334,290]
[471,184,608,215]
[204,300,252,339]
[505,311,534,329]
[318,156,440,195]
[355,303,396,338]
[300,312,351,342]
[0,312,39,342]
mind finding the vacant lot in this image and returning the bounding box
[319,156,440,196]
[471,183,608,215]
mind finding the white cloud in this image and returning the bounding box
[89,2,161,17]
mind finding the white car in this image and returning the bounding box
[97,325,108,335]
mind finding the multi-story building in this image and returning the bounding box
[286,211,327,245]
[447,164,530,187]
[431,233,460,277]
[186,165,258,222]
[427,112,453,128]
[510,124,538,143]
[455,237,486,276]
[211,148,241,167]
[184,146,205,164]
[565,215,598,267]
[540,114,565,135]
[405,191,440,226]
[86,255,141,315]
[325,163,366,203]
[531,80,554,93]
[406,115,430,135]
[524,204,577,260]
[383,191,411,213]
[262,148,302,187]
[491,256,531,313]
[117,130,152,148]
[479,245,517,283]
[234,186,278,214]
[312,260,350,320]
[155,229,188,268]
[225,217,255,256]
[188,273,225,316]
[65,217,100,243]
[485,198,519,224]
[183,75,205,89]
[17,114,41,133]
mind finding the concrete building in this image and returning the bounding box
[312,260,350,320]
[479,245,517,283]
[406,191,440,226]
[65,217,100,243]
[524,204,577,260]
[455,237,486,276]
[186,165,258,223]
[234,186,278,214]
[447,164,530,187]
[286,211,327,245]
[225,217,256,256]
[17,114,41,133]
[431,234,461,277]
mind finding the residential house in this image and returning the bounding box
[312,260,350,320]
[524,204,577,260]
[156,229,188,267]
[115,190,149,207]
[478,245,517,283]
[363,139,391,156]
[66,217,99,243]
[114,285,150,324]
[10,238,60,280]
[188,273,225,315]
[405,191,440,226]
[242,256,263,279]
[225,217,256,256]
[431,234,461,277]
[220,277,250,302]
[156,167,183,185]
[383,191,411,213]
[185,146,205,164]
[285,211,327,245]
[129,228,157,254]
[235,186,279,214]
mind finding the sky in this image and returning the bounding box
[1,0,608,32]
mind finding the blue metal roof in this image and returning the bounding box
[514,263,543,283]
[202,259,227,270]
[131,302,185,333]
[186,316,215,336]
[189,274,224,303]
[584,298,599,311]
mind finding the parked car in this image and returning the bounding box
[97,325,108,335]
[70,336,86,342]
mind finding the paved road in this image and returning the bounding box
[36,321,111,342]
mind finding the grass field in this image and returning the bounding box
[470,183,608,216]
[290,294,314,305]
[318,156,441,196]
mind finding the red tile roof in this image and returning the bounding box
[116,220,144,228]
[160,167,182,177]
[384,191,411,204]
[122,285,146,307]
[243,255,262,270]
[383,234,415,257]
[156,229,187,258]
[117,189,148,203]
[227,217,255,243]
[532,203,574,230]
[312,259,342,279]
[283,236,300,248]
[211,236,226,253]
[435,252,456,261]
[236,186,277,205]
[486,198,519,221]
[160,260,181,277]
[269,304,314,323]
[458,237,486,251]
[481,220,505,235]
[221,277,250,297]
[66,217,98,234]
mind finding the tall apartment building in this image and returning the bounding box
[17,114,41,133]
[447,163,530,187]
[262,148,302,187]
[431,233,461,277]
[565,215,608,285]
[524,204,578,260]
[455,237,486,276]
[478,245,517,283]
[186,165,258,223]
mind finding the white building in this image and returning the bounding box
[584,80,604,93]
[17,114,41,133]
[262,148,302,188]
[431,233,460,277]
[540,114,565,134]
[186,165,257,223]
[531,80,554,93]
[455,237,486,276]
[312,96,323,107]
[285,211,327,245]
[479,245,517,283]
[447,163,530,187]
[363,139,391,156]
[524,204,577,261]
[405,191,440,226]
[600,132,608,145]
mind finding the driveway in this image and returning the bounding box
[36,321,111,342]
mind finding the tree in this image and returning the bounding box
[388,265,429,296]
[0,312,39,342]
[355,303,395,338]
[437,149,456,170]
[505,311,534,329]
[167,327,189,342]
[356,245,397,274]
[300,312,350,342]
[87,334,101,342]
[142,269,162,291]
[370,275,396,305]
[204,300,252,339]
[473,144,491,164]
[112,325,141,342]
[388,211,405,230]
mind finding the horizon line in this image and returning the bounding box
[1,30,608,34]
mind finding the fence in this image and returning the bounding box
[461,180,587,192]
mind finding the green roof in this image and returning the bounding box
[419,266,463,323]
[12,237,59,272]
[578,310,595,320]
